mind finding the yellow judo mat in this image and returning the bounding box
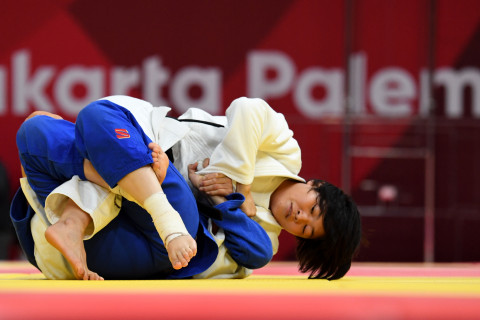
[0,261,479,319]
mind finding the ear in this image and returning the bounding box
[306,180,314,186]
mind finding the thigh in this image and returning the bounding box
[75,100,153,188]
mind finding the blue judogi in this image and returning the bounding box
[16,116,86,207]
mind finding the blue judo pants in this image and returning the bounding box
[14,101,214,279]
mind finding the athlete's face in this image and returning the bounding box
[270,180,325,239]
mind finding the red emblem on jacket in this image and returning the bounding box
[115,128,130,139]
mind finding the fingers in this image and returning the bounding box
[200,185,232,196]
[188,160,234,195]
[188,162,199,172]
[199,173,233,196]
[188,163,204,189]
[202,158,210,169]
[201,173,230,185]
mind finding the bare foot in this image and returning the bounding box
[45,219,104,280]
[166,235,197,270]
[149,142,169,184]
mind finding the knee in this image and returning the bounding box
[77,100,123,131]
[16,116,46,150]
[15,125,27,153]
[77,101,100,123]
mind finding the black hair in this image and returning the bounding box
[296,180,361,280]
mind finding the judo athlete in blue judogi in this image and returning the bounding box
[11,101,272,280]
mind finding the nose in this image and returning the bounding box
[295,210,309,223]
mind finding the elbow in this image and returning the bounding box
[229,97,269,116]
[227,238,273,269]
[246,251,272,269]
[242,241,273,269]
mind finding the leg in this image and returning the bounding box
[44,198,103,280]
[84,141,169,195]
[116,165,197,269]
[16,115,103,279]
[75,100,197,269]
[84,162,205,280]
[84,151,195,270]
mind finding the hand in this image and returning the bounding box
[188,158,234,196]
[149,142,169,185]
[166,235,197,270]
[200,172,234,197]
[188,162,204,189]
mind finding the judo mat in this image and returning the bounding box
[0,261,479,320]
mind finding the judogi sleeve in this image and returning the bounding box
[197,97,302,184]
[212,193,272,269]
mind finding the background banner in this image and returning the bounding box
[1,0,479,261]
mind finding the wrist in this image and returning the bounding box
[210,195,226,205]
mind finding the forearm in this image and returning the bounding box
[210,195,226,205]
[212,193,273,269]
